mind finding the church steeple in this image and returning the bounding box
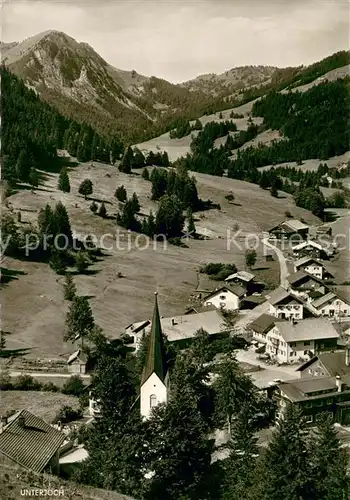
[141,292,167,386]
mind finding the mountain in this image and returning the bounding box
[1,30,288,143]
[1,30,215,142]
[180,65,278,96]
[3,30,349,145]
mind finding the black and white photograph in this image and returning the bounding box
[0,0,350,498]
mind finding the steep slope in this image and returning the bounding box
[2,30,213,142]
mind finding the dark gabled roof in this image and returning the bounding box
[317,350,350,378]
[267,287,304,306]
[141,293,167,386]
[249,313,279,334]
[0,409,66,473]
[279,376,338,402]
[286,270,324,287]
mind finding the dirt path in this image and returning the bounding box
[262,237,289,287]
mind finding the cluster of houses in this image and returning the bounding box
[1,217,349,478]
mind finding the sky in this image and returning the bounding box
[1,0,349,82]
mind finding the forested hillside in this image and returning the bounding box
[1,68,124,185]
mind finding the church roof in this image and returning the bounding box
[141,293,167,386]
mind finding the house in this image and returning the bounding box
[0,409,66,474]
[297,347,350,380]
[294,257,334,281]
[286,270,327,301]
[67,349,88,374]
[140,292,169,419]
[224,271,263,294]
[275,375,350,425]
[265,317,339,363]
[268,219,309,240]
[292,239,334,259]
[267,287,305,320]
[311,290,350,318]
[202,285,246,311]
[131,308,227,349]
[248,313,279,343]
[125,319,151,339]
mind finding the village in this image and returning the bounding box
[1,213,350,481]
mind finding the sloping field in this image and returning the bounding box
[2,159,319,360]
[259,152,350,172]
[281,64,350,94]
[0,391,80,423]
[136,99,262,161]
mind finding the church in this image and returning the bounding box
[140,292,170,419]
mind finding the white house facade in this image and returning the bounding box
[203,286,245,311]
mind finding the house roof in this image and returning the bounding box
[161,309,227,342]
[276,318,339,343]
[297,350,350,378]
[67,349,88,365]
[185,304,217,315]
[249,313,279,334]
[141,293,167,386]
[294,256,322,268]
[282,219,309,232]
[0,409,66,473]
[203,285,246,301]
[125,319,151,333]
[292,239,334,255]
[269,219,309,233]
[312,291,337,309]
[286,270,325,288]
[225,271,255,283]
[279,376,338,402]
[267,287,304,306]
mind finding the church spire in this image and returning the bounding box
[141,292,167,385]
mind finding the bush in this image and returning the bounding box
[225,193,235,202]
[0,368,12,390]
[53,405,82,424]
[61,375,85,396]
[41,382,59,392]
[14,374,42,391]
[90,201,98,213]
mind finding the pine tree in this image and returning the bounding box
[155,195,184,238]
[29,168,39,189]
[58,168,71,193]
[130,193,140,213]
[245,249,257,269]
[78,179,93,199]
[75,250,90,273]
[0,330,6,354]
[115,185,127,202]
[144,390,213,500]
[63,273,77,301]
[119,146,133,174]
[49,250,67,275]
[74,356,144,495]
[213,355,257,434]
[264,403,312,500]
[187,208,196,236]
[65,295,95,345]
[54,201,72,247]
[221,402,259,500]
[310,414,349,500]
[97,202,106,218]
[142,167,150,180]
